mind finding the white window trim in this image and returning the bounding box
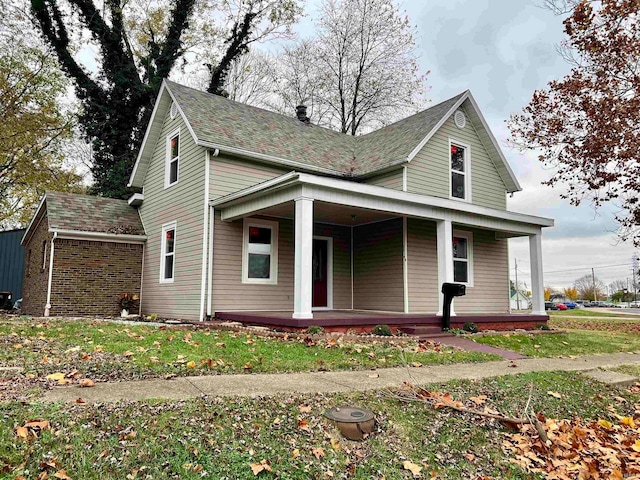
[453,229,474,287]
[42,240,48,271]
[242,218,279,285]
[165,127,180,189]
[449,138,471,203]
[160,221,177,283]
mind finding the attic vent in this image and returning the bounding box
[454,110,466,129]
[170,101,178,119]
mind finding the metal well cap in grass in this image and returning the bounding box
[324,406,375,440]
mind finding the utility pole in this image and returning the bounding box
[633,256,639,303]
[515,258,520,310]
[592,267,597,302]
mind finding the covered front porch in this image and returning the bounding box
[216,309,550,332]
[207,172,553,324]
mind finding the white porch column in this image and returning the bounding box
[436,219,454,316]
[293,197,314,319]
[529,232,545,316]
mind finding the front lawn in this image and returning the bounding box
[549,309,640,319]
[0,317,496,396]
[476,330,640,357]
[2,371,638,479]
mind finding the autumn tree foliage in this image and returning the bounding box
[508,0,640,244]
[30,0,302,198]
[563,287,579,301]
[0,45,84,227]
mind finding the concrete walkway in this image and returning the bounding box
[42,352,640,403]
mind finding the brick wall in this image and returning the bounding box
[21,214,51,316]
[50,239,143,317]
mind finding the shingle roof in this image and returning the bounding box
[45,191,144,235]
[166,80,466,176]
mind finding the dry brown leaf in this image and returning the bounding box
[402,460,422,476]
[16,426,28,439]
[46,372,65,381]
[298,405,312,413]
[298,419,311,432]
[78,379,95,388]
[292,448,300,458]
[330,439,341,450]
[186,361,196,369]
[53,470,72,480]
[312,447,325,459]
[547,391,562,399]
[250,459,272,475]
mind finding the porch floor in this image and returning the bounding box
[215,309,549,331]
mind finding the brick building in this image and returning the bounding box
[21,192,145,317]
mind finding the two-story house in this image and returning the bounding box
[21,80,553,331]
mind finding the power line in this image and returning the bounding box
[543,263,630,275]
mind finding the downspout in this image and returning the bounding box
[207,206,215,317]
[199,149,212,321]
[139,243,145,315]
[350,225,354,310]
[44,232,57,317]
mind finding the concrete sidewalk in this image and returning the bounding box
[42,352,640,403]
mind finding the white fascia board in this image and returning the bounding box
[465,93,522,193]
[197,140,343,177]
[406,91,470,163]
[128,80,200,188]
[127,193,144,206]
[296,173,552,227]
[21,194,48,245]
[52,229,147,244]
[213,171,554,229]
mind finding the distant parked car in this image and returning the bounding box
[555,303,568,310]
[545,302,558,311]
[564,302,577,309]
[13,298,21,310]
[630,301,640,308]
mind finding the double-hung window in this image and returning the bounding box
[453,230,473,286]
[242,219,278,284]
[450,140,470,201]
[160,222,177,283]
[165,129,180,188]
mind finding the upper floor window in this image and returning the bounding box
[242,219,279,284]
[453,230,473,286]
[165,129,180,188]
[450,140,470,201]
[160,222,176,283]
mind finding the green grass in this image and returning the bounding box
[1,371,637,479]
[549,309,640,318]
[0,317,497,383]
[476,330,640,357]
[611,364,640,377]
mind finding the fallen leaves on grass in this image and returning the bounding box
[503,413,640,479]
[402,460,422,476]
[15,420,51,440]
[250,459,272,475]
[78,379,95,388]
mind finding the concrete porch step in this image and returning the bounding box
[399,325,443,336]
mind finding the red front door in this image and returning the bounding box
[312,239,328,308]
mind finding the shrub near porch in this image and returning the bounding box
[0,317,498,386]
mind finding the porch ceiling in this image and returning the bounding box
[253,202,398,226]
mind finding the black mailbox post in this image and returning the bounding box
[441,283,466,329]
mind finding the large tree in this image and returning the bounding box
[0,44,84,227]
[574,273,606,301]
[30,0,302,198]
[271,0,427,135]
[508,0,640,245]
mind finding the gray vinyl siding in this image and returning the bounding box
[210,155,288,199]
[313,223,352,310]
[212,213,294,311]
[212,216,352,312]
[364,169,404,191]
[406,109,508,210]
[406,218,438,313]
[138,111,205,321]
[353,218,403,311]
[454,228,510,314]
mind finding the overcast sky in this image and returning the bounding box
[280,0,640,292]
